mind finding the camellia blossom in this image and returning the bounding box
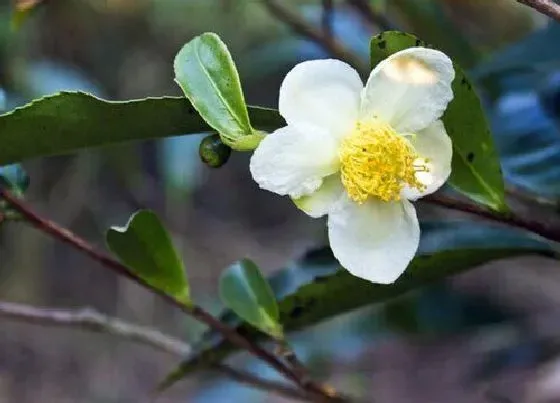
[250,48,455,284]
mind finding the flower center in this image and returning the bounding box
[339,120,428,203]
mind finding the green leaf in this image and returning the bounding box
[370,31,505,211]
[469,24,560,200]
[380,283,512,336]
[219,259,283,339]
[159,222,554,388]
[106,210,190,304]
[174,32,260,151]
[0,92,284,166]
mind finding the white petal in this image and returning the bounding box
[401,120,453,200]
[328,198,420,284]
[279,59,363,138]
[292,174,345,218]
[362,48,455,133]
[250,125,339,198]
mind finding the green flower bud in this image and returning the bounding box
[199,134,232,168]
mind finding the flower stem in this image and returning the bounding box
[425,194,560,242]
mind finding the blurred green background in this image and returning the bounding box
[3,1,560,402]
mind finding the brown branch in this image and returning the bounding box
[215,363,309,401]
[516,0,560,22]
[11,187,557,399]
[262,0,368,74]
[346,0,395,30]
[0,187,338,402]
[425,194,560,242]
[0,301,308,402]
[506,184,560,209]
[276,340,341,401]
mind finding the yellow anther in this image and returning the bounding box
[339,120,428,203]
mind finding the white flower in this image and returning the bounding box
[250,48,455,284]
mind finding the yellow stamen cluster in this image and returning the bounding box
[339,120,427,203]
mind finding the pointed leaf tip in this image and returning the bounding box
[174,32,257,151]
[106,210,190,304]
[219,259,283,339]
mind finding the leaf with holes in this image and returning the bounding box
[106,210,190,305]
[370,31,505,211]
[159,221,553,389]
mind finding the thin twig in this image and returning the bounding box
[0,301,308,401]
[276,340,340,400]
[516,0,560,22]
[262,0,368,74]
[345,0,395,30]
[215,363,309,401]
[0,187,337,402]
[425,194,560,242]
[0,301,191,356]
